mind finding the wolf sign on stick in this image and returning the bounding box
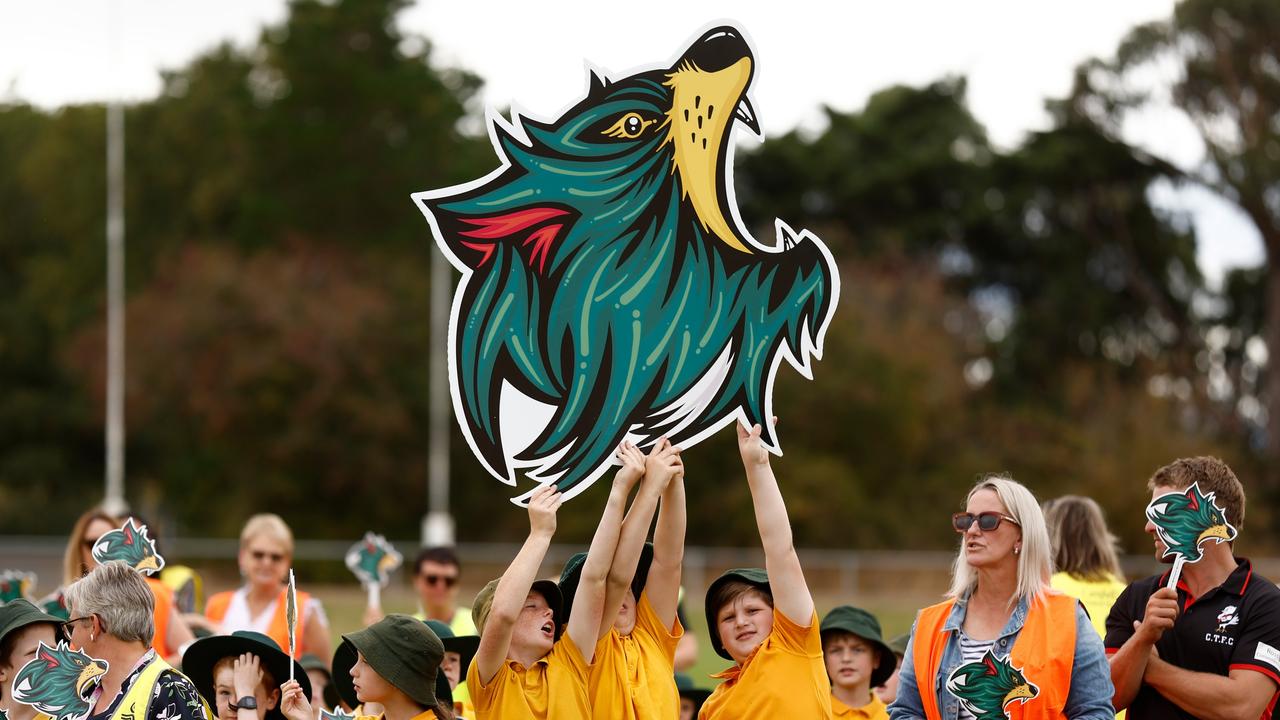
[12,642,108,720]
[1145,482,1238,590]
[90,519,165,576]
[344,532,402,610]
[414,25,839,502]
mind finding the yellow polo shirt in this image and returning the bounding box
[588,591,684,720]
[698,609,832,719]
[466,632,590,720]
[832,692,888,719]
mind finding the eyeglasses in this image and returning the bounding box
[62,615,95,637]
[952,512,1020,533]
[422,574,458,588]
[250,550,286,563]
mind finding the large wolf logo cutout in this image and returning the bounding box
[1145,482,1237,563]
[414,26,839,500]
[945,650,1039,720]
[12,642,108,720]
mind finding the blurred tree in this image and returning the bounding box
[1069,0,1280,485]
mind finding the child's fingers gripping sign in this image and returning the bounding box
[528,484,563,535]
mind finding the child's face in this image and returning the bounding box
[823,632,876,692]
[213,663,276,720]
[349,651,393,704]
[304,669,328,711]
[716,590,773,664]
[679,697,697,720]
[440,651,461,689]
[510,591,556,658]
[613,588,637,636]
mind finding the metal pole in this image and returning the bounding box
[103,102,128,517]
[422,244,454,546]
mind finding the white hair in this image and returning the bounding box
[947,475,1053,605]
[63,561,155,645]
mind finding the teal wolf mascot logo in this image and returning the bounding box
[414,26,839,500]
[12,642,108,720]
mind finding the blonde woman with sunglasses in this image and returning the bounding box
[888,476,1114,720]
[205,515,331,660]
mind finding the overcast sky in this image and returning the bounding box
[1,0,1264,283]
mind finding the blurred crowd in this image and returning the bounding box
[0,430,1276,720]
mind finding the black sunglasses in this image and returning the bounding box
[952,511,1020,533]
[422,573,458,588]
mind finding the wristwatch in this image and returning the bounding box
[230,697,258,711]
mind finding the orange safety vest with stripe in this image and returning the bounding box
[912,593,1077,720]
[205,588,312,658]
[146,576,173,656]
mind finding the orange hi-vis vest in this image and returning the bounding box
[912,593,1077,720]
[146,576,173,656]
[206,588,312,658]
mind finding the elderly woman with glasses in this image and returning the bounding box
[888,476,1115,720]
[205,515,330,660]
[64,561,211,720]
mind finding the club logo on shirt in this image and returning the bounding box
[946,650,1039,719]
[1206,605,1240,645]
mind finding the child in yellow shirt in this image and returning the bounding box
[698,420,833,719]
[820,606,892,719]
[465,444,645,720]
[559,438,687,720]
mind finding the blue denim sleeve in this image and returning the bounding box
[1065,602,1117,719]
[887,621,928,720]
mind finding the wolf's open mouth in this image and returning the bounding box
[76,663,106,699]
[664,27,758,255]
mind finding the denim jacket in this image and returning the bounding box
[887,593,1114,720]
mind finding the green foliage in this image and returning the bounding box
[0,0,1270,550]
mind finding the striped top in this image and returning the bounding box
[955,633,995,720]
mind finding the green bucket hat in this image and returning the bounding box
[820,605,895,687]
[704,568,772,661]
[0,599,63,647]
[298,654,340,710]
[675,672,712,710]
[182,631,311,720]
[332,614,444,709]
[559,543,654,621]
[888,632,910,658]
[424,620,479,686]
[471,578,563,638]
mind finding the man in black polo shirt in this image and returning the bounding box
[1106,456,1280,719]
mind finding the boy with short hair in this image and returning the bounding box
[280,614,450,720]
[820,606,892,719]
[466,443,645,720]
[698,420,833,718]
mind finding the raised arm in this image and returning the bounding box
[568,443,641,656]
[600,440,680,637]
[1108,588,1177,710]
[737,419,814,624]
[474,485,561,684]
[646,447,686,629]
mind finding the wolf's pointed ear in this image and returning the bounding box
[1185,486,1200,512]
[587,70,608,97]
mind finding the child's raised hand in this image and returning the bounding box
[527,484,562,537]
[278,679,313,720]
[232,653,264,700]
[613,441,646,488]
[735,417,776,467]
[644,437,683,489]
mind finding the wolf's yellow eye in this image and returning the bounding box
[602,112,654,140]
